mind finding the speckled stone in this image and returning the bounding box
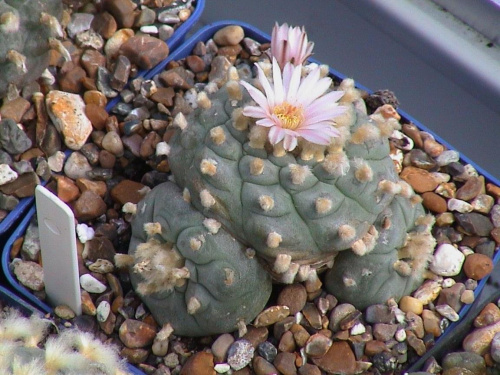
[227,339,254,371]
[12,259,44,291]
[0,119,32,155]
[46,90,93,150]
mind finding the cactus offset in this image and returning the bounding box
[0,0,63,98]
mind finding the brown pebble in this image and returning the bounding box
[242,326,268,348]
[91,11,118,39]
[180,351,215,375]
[120,347,149,364]
[254,305,290,328]
[150,86,175,107]
[185,55,206,73]
[211,333,234,363]
[278,330,296,353]
[76,178,107,198]
[253,356,279,375]
[110,179,148,205]
[463,320,500,355]
[298,363,322,375]
[273,352,298,375]
[364,340,387,356]
[103,0,137,28]
[474,303,500,328]
[119,35,169,70]
[85,103,109,130]
[400,166,438,193]
[73,190,108,221]
[1,97,31,123]
[290,323,310,347]
[55,175,80,203]
[422,191,448,214]
[422,309,442,337]
[463,253,494,280]
[119,318,156,349]
[399,296,424,315]
[312,341,356,374]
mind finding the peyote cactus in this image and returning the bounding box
[127,181,272,336]
[127,23,436,336]
[0,0,63,98]
[0,309,129,374]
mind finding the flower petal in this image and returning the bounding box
[268,126,285,144]
[242,105,268,119]
[240,81,269,111]
[283,133,298,151]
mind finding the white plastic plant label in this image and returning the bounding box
[35,185,82,316]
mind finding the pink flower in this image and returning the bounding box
[271,23,314,69]
[240,58,346,151]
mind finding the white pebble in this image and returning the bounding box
[442,278,456,288]
[80,274,106,293]
[350,322,366,335]
[447,198,473,213]
[47,151,66,172]
[0,164,18,185]
[96,300,111,322]
[139,25,158,34]
[395,328,407,342]
[430,243,465,277]
[76,223,94,244]
[214,363,231,373]
[156,141,170,156]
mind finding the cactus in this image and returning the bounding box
[127,181,272,336]
[0,0,63,98]
[0,309,129,374]
[127,24,436,335]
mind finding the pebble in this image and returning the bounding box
[491,332,500,362]
[304,333,332,358]
[213,25,245,46]
[46,90,93,150]
[110,179,148,205]
[12,259,44,291]
[227,339,254,371]
[413,280,442,305]
[400,166,439,193]
[73,190,108,221]
[475,303,500,328]
[312,341,356,374]
[399,296,424,315]
[329,303,356,331]
[119,319,157,349]
[54,305,76,320]
[119,35,169,70]
[253,356,278,375]
[447,198,473,213]
[455,212,494,236]
[211,333,235,362]
[104,28,135,60]
[80,273,107,293]
[273,352,297,375]
[81,290,97,315]
[257,341,278,363]
[20,223,40,261]
[97,300,111,322]
[435,304,460,322]
[0,119,32,155]
[463,253,494,280]
[430,243,465,276]
[422,309,442,337]
[253,305,290,327]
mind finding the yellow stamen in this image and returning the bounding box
[273,102,304,130]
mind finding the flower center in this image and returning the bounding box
[273,102,304,130]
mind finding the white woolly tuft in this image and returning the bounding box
[259,195,275,211]
[273,253,292,274]
[210,126,226,145]
[200,189,216,208]
[203,218,222,234]
[187,297,202,315]
[200,158,218,176]
[232,107,249,131]
[197,91,212,109]
[144,222,162,236]
[322,151,350,176]
[281,262,299,284]
[338,224,356,242]
[289,164,311,185]
[173,112,188,130]
[266,232,282,248]
[315,197,333,214]
[183,188,191,203]
[122,202,137,215]
[250,157,265,175]
[226,80,243,101]
[353,158,374,183]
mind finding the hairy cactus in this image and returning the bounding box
[0,0,63,98]
[0,309,129,374]
[127,24,436,335]
[127,181,272,336]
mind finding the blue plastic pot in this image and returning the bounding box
[4,19,500,373]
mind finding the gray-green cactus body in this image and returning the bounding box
[129,181,272,336]
[167,82,429,275]
[0,0,62,98]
